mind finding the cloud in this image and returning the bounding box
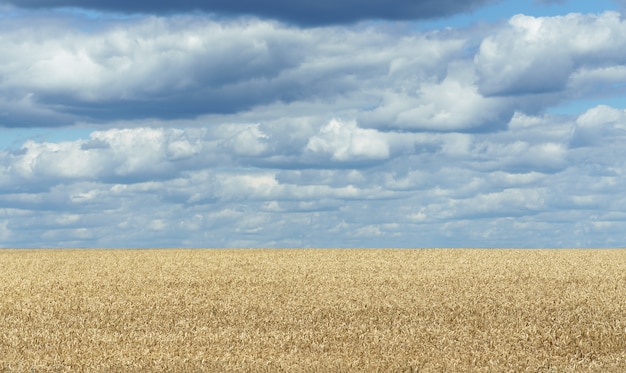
[2,105,626,247]
[475,12,626,97]
[306,119,390,162]
[0,127,220,188]
[0,16,468,127]
[0,17,311,124]
[3,11,626,133]
[2,0,500,25]
[359,61,515,132]
[569,105,626,147]
[3,8,626,248]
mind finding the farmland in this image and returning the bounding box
[1,249,625,371]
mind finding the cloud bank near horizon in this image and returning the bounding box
[2,105,626,248]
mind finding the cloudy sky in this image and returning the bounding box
[1,0,626,248]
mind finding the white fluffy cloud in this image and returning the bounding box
[360,61,515,131]
[0,16,468,127]
[569,105,626,147]
[306,119,390,161]
[1,104,626,247]
[475,11,626,97]
[2,10,625,133]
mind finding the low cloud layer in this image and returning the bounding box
[2,106,626,248]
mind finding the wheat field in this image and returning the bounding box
[1,249,625,372]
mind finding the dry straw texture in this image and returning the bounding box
[1,249,626,372]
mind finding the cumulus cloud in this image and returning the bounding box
[475,11,626,97]
[0,17,311,124]
[3,7,626,248]
[1,104,626,247]
[3,10,625,133]
[1,127,220,188]
[306,119,390,162]
[360,61,515,132]
[1,0,499,25]
[569,105,626,147]
[0,16,469,127]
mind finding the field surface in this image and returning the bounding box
[1,249,626,372]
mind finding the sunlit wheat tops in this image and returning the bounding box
[1,249,626,371]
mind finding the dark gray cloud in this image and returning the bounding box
[2,0,500,25]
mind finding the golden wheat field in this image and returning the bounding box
[1,249,626,372]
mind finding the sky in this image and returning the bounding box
[1,0,626,248]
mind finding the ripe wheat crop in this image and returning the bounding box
[1,249,625,372]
